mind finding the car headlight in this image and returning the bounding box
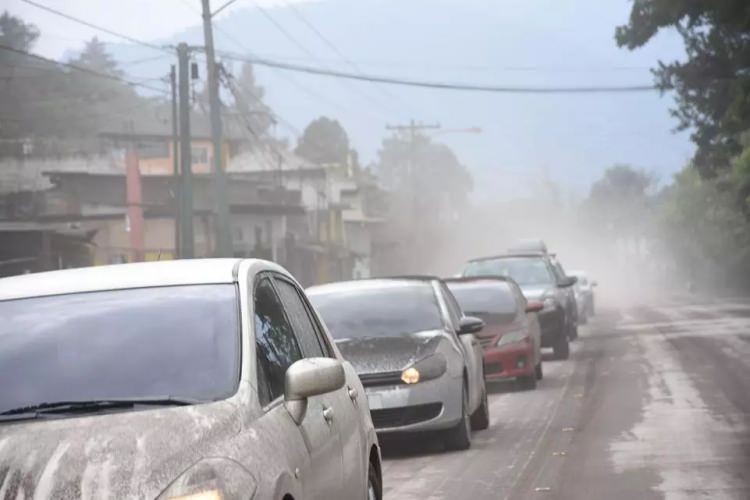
[157,458,257,500]
[496,330,528,348]
[401,354,447,384]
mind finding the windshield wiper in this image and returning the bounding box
[0,396,205,417]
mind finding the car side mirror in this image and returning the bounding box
[525,301,544,313]
[559,276,577,288]
[458,316,484,335]
[284,357,345,425]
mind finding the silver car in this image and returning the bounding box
[307,277,489,450]
[570,270,597,322]
[0,259,381,500]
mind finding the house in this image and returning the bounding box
[228,150,385,283]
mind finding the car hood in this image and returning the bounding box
[335,332,444,374]
[519,285,554,301]
[0,400,241,499]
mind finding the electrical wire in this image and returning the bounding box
[0,44,170,95]
[20,0,174,54]
[219,51,661,94]
[248,0,393,119]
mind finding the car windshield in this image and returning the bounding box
[308,284,442,340]
[0,285,239,415]
[447,282,517,316]
[462,258,555,287]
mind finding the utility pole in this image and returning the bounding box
[201,0,232,257]
[177,43,195,258]
[170,64,180,259]
[124,120,144,263]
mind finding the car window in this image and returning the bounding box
[439,282,463,329]
[254,277,303,406]
[0,285,240,414]
[463,257,556,287]
[274,277,327,358]
[307,283,442,340]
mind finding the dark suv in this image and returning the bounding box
[462,253,577,359]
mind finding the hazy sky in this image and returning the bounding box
[7,0,309,58]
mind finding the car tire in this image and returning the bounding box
[519,373,537,390]
[367,460,382,500]
[553,332,570,360]
[535,361,543,380]
[470,387,490,431]
[567,317,579,341]
[444,383,471,451]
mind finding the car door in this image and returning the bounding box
[253,275,344,500]
[437,282,483,413]
[512,282,541,366]
[273,276,368,499]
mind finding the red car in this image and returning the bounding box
[444,276,543,389]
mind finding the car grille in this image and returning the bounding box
[477,336,495,349]
[359,371,404,388]
[485,361,503,374]
[370,403,443,429]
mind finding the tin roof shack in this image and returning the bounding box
[35,171,306,267]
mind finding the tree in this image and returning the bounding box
[0,11,39,51]
[616,1,750,177]
[72,37,122,76]
[295,117,350,165]
[228,62,274,142]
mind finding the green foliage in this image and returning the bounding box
[616,0,750,177]
[660,167,750,287]
[295,116,350,165]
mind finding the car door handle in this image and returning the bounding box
[347,387,358,401]
[322,406,334,422]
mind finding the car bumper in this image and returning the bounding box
[538,308,564,347]
[483,342,535,380]
[363,375,463,434]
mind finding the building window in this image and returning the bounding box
[137,140,170,159]
[191,146,209,164]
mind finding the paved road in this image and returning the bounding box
[380,296,750,499]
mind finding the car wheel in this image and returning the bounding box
[470,386,490,430]
[553,332,570,360]
[444,383,471,451]
[579,311,588,325]
[519,373,537,390]
[568,318,579,341]
[367,460,382,500]
[535,361,543,380]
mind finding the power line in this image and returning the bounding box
[20,0,174,54]
[220,51,661,94]
[0,44,170,95]
[249,0,392,119]
[281,0,404,105]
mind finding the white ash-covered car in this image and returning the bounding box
[306,277,489,450]
[0,259,381,500]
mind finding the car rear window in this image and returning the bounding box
[446,281,518,324]
[463,257,555,287]
[0,284,239,414]
[308,283,442,340]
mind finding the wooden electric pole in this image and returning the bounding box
[201,0,232,257]
[177,43,195,258]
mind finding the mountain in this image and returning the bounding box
[106,0,693,198]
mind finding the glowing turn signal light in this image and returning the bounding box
[401,367,420,384]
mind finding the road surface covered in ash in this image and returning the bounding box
[381,296,750,499]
